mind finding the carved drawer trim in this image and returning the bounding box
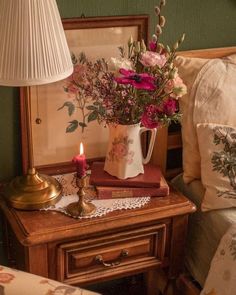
[57,223,167,285]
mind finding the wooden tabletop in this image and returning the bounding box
[0,186,196,246]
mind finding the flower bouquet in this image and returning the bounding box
[59,0,187,133]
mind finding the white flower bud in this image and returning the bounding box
[156,43,164,53]
[173,41,179,50]
[160,0,166,6]
[140,39,146,52]
[156,25,162,35]
[134,41,141,53]
[152,34,158,42]
[160,16,166,27]
[169,68,177,79]
[180,33,186,44]
[128,35,134,46]
[166,45,171,53]
[155,6,160,15]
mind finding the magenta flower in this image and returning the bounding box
[141,105,161,129]
[115,69,155,91]
[149,41,157,52]
[162,98,177,115]
[141,113,159,129]
[140,51,167,68]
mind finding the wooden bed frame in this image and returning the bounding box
[150,46,236,295]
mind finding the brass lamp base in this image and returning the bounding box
[65,175,96,218]
[4,168,62,210]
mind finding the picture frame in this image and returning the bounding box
[20,15,149,175]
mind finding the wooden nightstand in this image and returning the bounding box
[0,186,195,295]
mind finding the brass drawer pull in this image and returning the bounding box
[95,249,129,267]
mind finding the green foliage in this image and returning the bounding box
[88,111,98,122]
[211,126,236,198]
[57,101,75,116]
[66,120,79,133]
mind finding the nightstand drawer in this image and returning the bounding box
[57,224,166,285]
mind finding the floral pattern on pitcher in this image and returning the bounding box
[106,134,134,164]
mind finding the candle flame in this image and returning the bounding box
[79,142,84,155]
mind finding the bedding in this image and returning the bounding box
[172,48,236,294]
[0,265,100,295]
[176,55,236,184]
[176,55,209,183]
[171,174,236,287]
[200,224,236,295]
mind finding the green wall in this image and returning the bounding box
[1,0,236,181]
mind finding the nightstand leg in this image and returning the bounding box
[162,278,176,295]
[145,269,167,295]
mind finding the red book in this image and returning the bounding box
[96,176,169,199]
[90,162,161,188]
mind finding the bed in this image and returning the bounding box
[0,264,100,295]
[150,46,236,295]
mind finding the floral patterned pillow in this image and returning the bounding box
[196,123,236,211]
[0,265,100,295]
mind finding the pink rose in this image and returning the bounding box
[65,64,89,95]
[66,83,78,94]
[164,76,187,97]
[113,143,128,157]
[66,64,86,84]
[72,64,87,80]
[140,51,167,68]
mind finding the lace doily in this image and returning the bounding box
[43,172,150,219]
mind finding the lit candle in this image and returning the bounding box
[72,142,87,178]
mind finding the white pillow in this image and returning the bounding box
[176,55,209,183]
[197,123,236,211]
[176,56,236,184]
[225,53,236,63]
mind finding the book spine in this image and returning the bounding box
[90,180,161,188]
[96,186,169,199]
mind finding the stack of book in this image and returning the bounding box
[90,162,169,199]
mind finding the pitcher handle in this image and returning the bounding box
[140,127,157,164]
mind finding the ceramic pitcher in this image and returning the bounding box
[104,123,157,179]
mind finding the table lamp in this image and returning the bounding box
[0,0,73,210]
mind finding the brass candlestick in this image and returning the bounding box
[65,175,96,217]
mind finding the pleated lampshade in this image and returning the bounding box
[0,0,74,210]
[0,0,73,86]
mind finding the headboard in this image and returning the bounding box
[150,46,236,179]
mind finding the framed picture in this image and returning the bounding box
[20,15,149,175]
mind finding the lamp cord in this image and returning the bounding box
[35,86,42,124]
